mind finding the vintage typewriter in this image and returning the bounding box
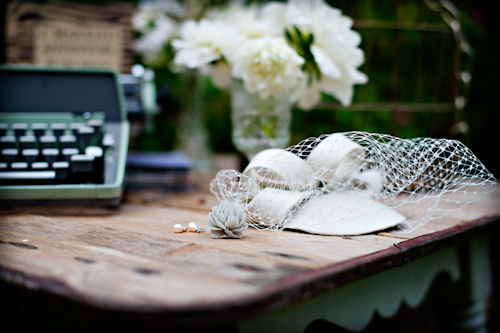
[0,65,130,206]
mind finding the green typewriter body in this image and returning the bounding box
[0,65,130,206]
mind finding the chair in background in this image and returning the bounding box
[295,0,472,143]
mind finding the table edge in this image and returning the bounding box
[1,214,499,327]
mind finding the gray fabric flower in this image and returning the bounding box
[206,202,248,239]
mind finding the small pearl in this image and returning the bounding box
[173,224,184,233]
[187,222,197,232]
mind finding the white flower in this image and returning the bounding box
[134,14,176,54]
[190,2,281,89]
[262,0,368,109]
[134,0,185,25]
[132,10,154,33]
[230,36,305,100]
[213,2,280,39]
[172,19,243,69]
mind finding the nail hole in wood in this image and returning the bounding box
[9,242,37,250]
[233,263,268,272]
[262,252,311,261]
[133,268,159,275]
[75,257,96,264]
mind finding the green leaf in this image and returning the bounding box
[262,122,275,138]
[315,63,322,80]
[308,33,314,45]
[285,29,293,43]
[294,26,303,42]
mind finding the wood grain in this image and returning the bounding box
[0,179,498,325]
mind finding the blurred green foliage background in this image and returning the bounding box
[2,0,496,175]
[131,0,499,176]
[136,0,455,145]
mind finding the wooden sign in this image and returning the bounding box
[5,1,133,73]
[34,21,123,71]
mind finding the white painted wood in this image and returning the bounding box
[240,244,462,333]
[433,236,492,333]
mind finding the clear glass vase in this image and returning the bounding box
[230,80,292,160]
[175,69,213,172]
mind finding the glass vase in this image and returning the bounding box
[230,80,292,160]
[175,69,213,172]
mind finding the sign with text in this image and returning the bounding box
[34,22,123,72]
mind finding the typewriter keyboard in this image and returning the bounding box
[0,112,117,186]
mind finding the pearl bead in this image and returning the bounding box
[173,224,184,233]
[187,222,197,232]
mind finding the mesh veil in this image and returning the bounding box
[210,132,496,233]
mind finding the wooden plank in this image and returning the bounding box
[0,205,398,272]
[0,204,400,312]
[124,191,220,213]
[379,187,500,239]
[0,182,498,325]
[0,235,258,309]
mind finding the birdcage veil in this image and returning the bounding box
[210,132,496,235]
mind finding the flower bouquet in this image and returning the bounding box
[135,0,369,159]
[172,0,368,108]
[172,0,368,158]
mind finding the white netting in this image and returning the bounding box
[210,132,496,234]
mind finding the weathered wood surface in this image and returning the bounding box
[0,178,498,325]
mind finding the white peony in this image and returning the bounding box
[172,19,243,69]
[213,2,280,39]
[262,0,368,109]
[230,36,305,100]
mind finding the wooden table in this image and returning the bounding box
[0,175,499,332]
